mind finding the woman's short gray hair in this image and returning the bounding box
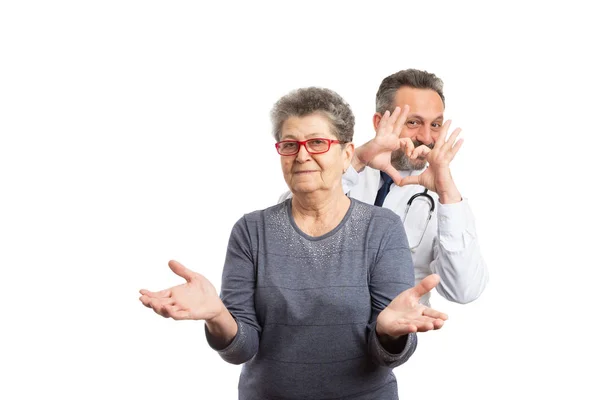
[270,87,354,143]
[376,69,445,115]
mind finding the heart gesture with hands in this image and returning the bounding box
[353,105,433,184]
[376,274,448,338]
[398,120,464,204]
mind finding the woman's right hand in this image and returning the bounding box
[139,260,225,321]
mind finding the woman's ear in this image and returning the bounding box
[343,142,354,172]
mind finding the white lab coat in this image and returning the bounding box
[343,166,488,306]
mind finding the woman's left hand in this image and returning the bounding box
[376,274,448,338]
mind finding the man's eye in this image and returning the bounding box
[406,120,420,127]
[432,122,442,129]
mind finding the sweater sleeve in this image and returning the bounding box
[205,216,261,364]
[367,215,417,368]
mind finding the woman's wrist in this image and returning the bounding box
[205,304,238,349]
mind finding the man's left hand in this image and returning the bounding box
[399,120,463,204]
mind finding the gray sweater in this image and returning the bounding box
[206,198,417,399]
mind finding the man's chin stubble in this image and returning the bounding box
[392,154,427,171]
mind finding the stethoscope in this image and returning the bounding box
[403,188,435,252]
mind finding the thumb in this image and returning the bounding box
[411,274,440,298]
[383,166,403,186]
[398,175,419,187]
[168,260,195,282]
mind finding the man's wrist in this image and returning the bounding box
[438,190,462,204]
[434,168,461,204]
[352,153,368,172]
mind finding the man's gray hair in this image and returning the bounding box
[375,69,445,114]
[270,87,354,143]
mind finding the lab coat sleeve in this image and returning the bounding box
[430,199,489,304]
[342,165,360,194]
[277,190,292,203]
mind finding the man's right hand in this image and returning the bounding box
[352,106,425,183]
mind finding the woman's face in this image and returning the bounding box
[279,113,353,196]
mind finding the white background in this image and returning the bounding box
[1,1,598,399]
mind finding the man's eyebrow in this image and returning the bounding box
[407,114,444,121]
[407,114,424,121]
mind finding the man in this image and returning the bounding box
[344,68,488,306]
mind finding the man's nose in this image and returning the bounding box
[417,126,434,145]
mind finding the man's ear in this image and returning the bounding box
[373,113,383,131]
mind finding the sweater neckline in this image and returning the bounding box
[286,197,355,241]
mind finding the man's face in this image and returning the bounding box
[382,87,445,171]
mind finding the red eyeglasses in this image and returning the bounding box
[275,138,346,156]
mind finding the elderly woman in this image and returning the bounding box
[139,87,447,399]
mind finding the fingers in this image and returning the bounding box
[411,274,440,298]
[382,311,447,336]
[449,137,464,158]
[139,288,171,298]
[139,295,175,308]
[410,319,436,332]
[168,309,192,320]
[398,137,415,157]
[377,110,391,134]
[384,318,443,336]
[445,127,462,147]
[410,144,431,160]
[384,321,418,337]
[433,119,454,150]
[139,294,158,308]
[422,307,448,321]
[414,318,445,331]
[389,106,403,123]
[433,120,450,149]
[399,316,445,332]
[377,106,409,138]
[139,295,182,318]
[432,319,445,330]
[383,166,404,186]
[441,127,462,153]
[424,316,445,330]
[168,260,195,283]
[159,304,191,320]
[398,175,419,187]
[435,121,463,154]
[391,105,410,138]
[386,106,403,133]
